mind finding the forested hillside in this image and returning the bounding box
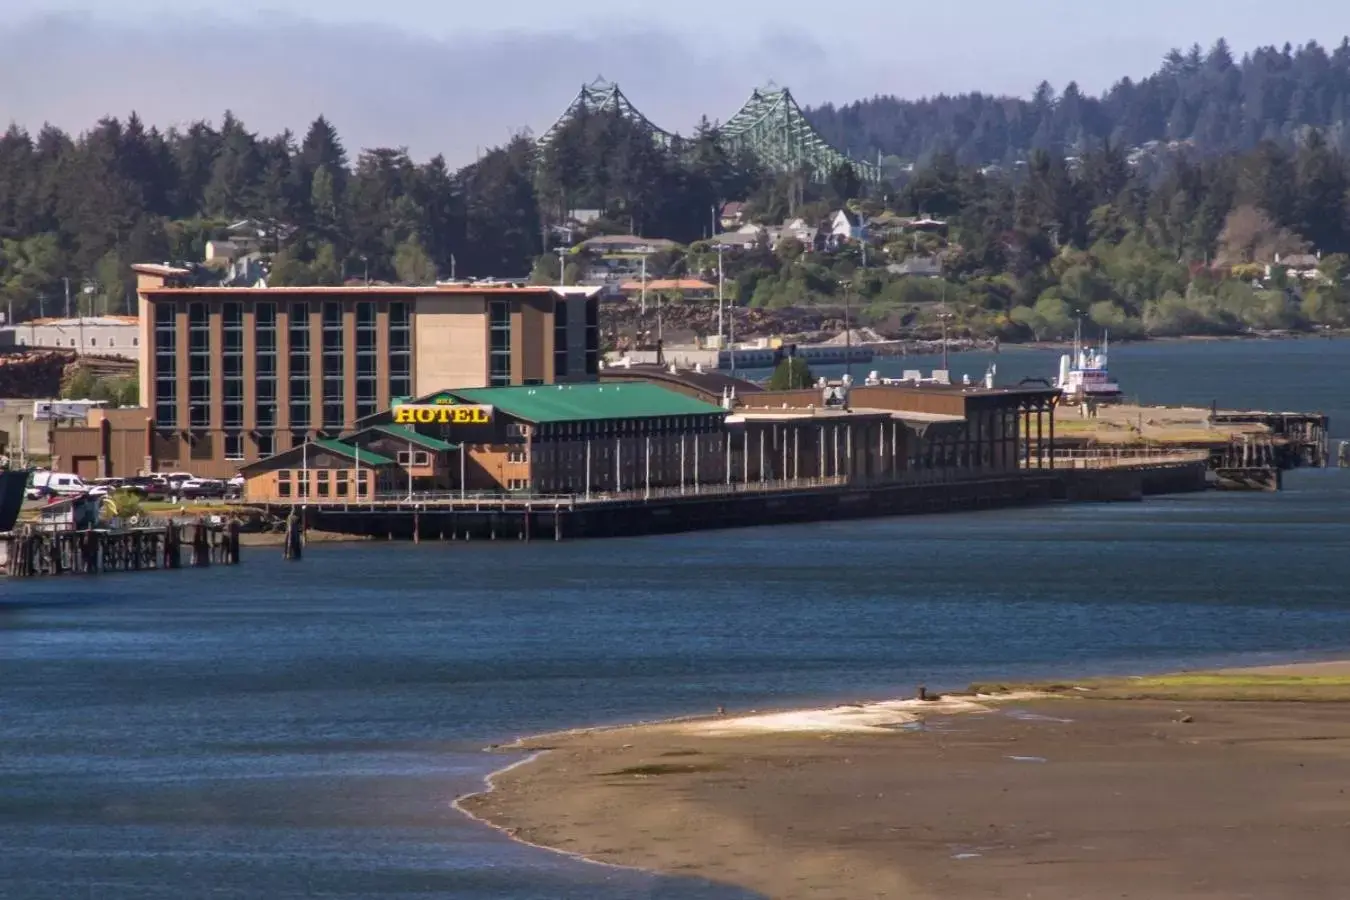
[807,39,1350,164]
[2,34,1350,341]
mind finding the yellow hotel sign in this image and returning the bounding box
[392,403,492,425]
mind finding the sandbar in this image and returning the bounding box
[458,664,1350,899]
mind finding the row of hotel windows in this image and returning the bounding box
[154,300,411,430]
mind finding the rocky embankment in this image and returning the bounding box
[601,301,997,354]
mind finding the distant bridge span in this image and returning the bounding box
[537,78,882,184]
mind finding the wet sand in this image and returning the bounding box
[459,667,1350,899]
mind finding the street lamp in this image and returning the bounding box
[715,244,727,348]
[556,246,568,286]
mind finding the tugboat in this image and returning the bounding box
[1056,324,1122,405]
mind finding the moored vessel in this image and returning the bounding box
[1057,326,1122,404]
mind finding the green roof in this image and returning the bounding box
[363,423,459,451]
[447,383,727,423]
[312,438,396,466]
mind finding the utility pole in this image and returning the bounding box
[715,244,726,348]
[63,277,71,318]
[844,279,853,383]
[639,253,647,316]
[556,246,567,286]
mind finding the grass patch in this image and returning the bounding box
[970,674,1350,703]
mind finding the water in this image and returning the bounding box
[2,339,1349,899]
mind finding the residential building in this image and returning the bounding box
[0,316,141,359]
[719,201,747,230]
[618,278,717,301]
[47,265,603,479]
[887,256,944,278]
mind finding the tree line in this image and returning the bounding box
[808,38,1350,166]
[3,37,1350,342]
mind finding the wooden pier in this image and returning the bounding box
[255,456,1211,544]
[1,519,241,577]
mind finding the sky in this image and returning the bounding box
[2,1,1347,165]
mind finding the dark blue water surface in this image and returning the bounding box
[2,339,1349,899]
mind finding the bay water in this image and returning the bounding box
[2,338,1348,898]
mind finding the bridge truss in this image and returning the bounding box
[537,78,882,184]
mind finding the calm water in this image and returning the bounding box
[2,339,1349,899]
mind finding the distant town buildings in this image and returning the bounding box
[0,316,141,359]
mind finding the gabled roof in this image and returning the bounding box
[360,423,458,451]
[312,438,395,465]
[445,383,726,423]
[240,438,396,474]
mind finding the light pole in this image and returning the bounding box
[938,306,953,373]
[715,244,727,348]
[556,246,568,286]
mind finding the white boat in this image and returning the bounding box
[1057,326,1122,404]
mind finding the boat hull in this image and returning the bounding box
[0,469,29,533]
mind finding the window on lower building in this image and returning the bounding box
[316,470,330,497]
[277,471,292,498]
[507,448,528,463]
[335,471,350,498]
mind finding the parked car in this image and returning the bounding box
[226,474,245,499]
[120,476,167,501]
[179,478,227,500]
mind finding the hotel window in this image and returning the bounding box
[507,448,528,463]
[288,301,311,428]
[255,301,277,432]
[584,297,599,375]
[290,430,308,450]
[554,299,568,376]
[388,301,411,401]
[396,450,431,466]
[188,301,211,428]
[355,301,378,419]
[223,301,244,431]
[322,301,345,428]
[277,471,292,498]
[489,299,511,386]
[153,302,177,426]
[224,432,244,460]
[256,432,275,457]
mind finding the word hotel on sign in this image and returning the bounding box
[392,404,493,425]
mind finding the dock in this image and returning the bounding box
[260,453,1212,543]
[1041,404,1330,492]
[1,519,241,577]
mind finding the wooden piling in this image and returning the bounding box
[283,510,303,561]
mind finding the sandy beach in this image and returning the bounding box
[458,663,1350,899]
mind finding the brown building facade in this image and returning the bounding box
[90,266,604,478]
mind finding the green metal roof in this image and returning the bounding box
[447,383,727,423]
[312,438,396,466]
[363,423,459,451]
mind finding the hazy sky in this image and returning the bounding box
[3,2,1346,164]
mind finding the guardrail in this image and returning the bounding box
[285,467,1054,511]
[1022,448,1210,470]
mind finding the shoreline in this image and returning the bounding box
[457,658,1350,899]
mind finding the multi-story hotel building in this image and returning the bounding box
[117,264,601,477]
